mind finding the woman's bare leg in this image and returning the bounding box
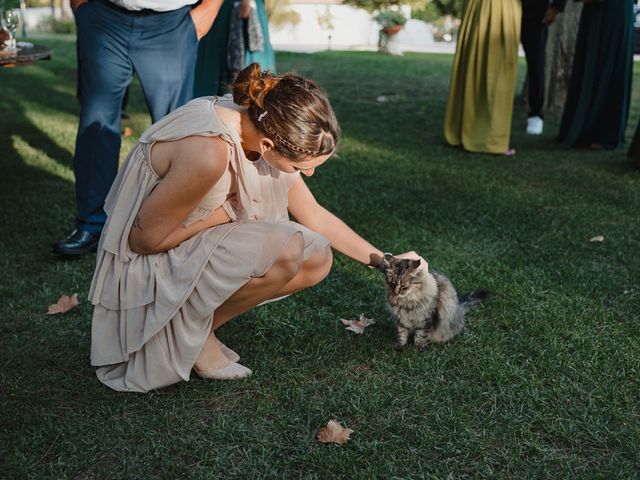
[196,234,328,371]
[195,241,332,371]
[261,244,333,303]
[212,244,333,329]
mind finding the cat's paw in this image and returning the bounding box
[392,342,407,351]
[415,343,429,352]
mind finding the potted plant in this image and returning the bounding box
[375,9,407,35]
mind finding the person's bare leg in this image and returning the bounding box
[262,244,333,303]
[195,242,332,372]
[195,234,306,371]
[212,244,332,330]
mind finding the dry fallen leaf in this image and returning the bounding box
[47,294,79,314]
[122,127,133,137]
[340,314,376,334]
[589,235,604,242]
[317,420,353,445]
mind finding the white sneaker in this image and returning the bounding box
[526,116,543,135]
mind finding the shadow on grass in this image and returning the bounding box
[0,84,78,257]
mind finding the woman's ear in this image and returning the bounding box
[259,137,275,155]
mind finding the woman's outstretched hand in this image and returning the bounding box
[395,251,429,272]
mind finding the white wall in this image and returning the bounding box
[20,7,71,30]
[269,4,434,53]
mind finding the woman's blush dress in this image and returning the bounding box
[88,96,329,392]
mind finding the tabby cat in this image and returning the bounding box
[381,254,488,351]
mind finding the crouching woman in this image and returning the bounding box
[89,63,412,392]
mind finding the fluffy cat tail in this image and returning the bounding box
[459,288,490,312]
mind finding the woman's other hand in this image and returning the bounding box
[200,206,231,229]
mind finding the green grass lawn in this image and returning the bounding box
[1,35,639,479]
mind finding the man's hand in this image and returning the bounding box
[542,6,560,27]
[70,0,88,13]
[190,0,224,40]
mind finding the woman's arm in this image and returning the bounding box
[129,136,230,254]
[287,177,427,269]
[287,176,385,267]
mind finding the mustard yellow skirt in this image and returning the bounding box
[444,0,521,154]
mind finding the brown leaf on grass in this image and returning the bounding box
[122,127,133,137]
[340,314,376,334]
[317,420,353,445]
[47,294,79,314]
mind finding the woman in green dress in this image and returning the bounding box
[194,0,276,97]
[444,0,522,155]
[558,0,634,149]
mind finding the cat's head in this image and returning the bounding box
[381,254,425,296]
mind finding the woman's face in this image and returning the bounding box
[262,150,332,177]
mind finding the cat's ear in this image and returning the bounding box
[409,259,422,271]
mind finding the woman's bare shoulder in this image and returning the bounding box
[171,135,230,180]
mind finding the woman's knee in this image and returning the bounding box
[303,245,333,287]
[272,233,305,280]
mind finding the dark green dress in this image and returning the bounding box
[558,0,634,149]
[193,0,276,97]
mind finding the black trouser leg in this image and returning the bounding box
[521,18,547,118]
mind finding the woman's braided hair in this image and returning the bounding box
[231,63,340,160]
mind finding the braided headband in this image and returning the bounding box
[256,110,326,157]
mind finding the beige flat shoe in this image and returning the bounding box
[193,361,252,380]
[216,340,240,362]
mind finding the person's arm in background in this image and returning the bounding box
[240,0,251,19]
[542,0,567,26]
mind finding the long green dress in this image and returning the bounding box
[444,0,522,154]
[193,0,276,97]
[558,0,634,149]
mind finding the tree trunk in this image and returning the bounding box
[543,1,582,113]
[628,119,640,165]
[61,0,72,19]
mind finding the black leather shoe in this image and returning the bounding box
[52,229,101,256]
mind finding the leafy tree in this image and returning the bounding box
[265,0,301,27]
[344,0,462,19]
[430,0,462,17]
[342,0,403,14]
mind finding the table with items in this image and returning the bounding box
[0,42,53,68]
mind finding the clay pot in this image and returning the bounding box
[0,28,9,49]
[382,24,403,35]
